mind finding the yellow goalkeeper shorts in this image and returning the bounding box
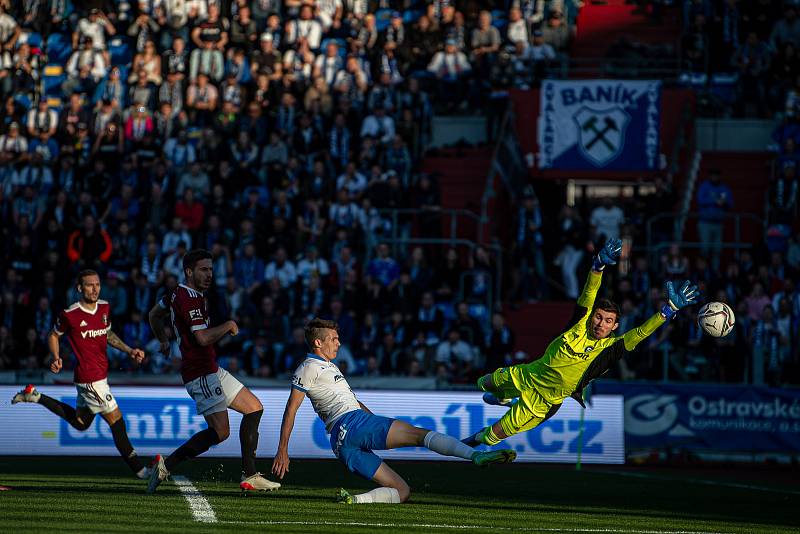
[484,366,561,438]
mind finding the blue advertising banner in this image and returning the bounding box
[538,80,661,170]
[0,387,624,463]
[594,382,800,453]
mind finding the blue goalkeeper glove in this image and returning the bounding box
[592,237,623,271]
[660,280,700,320]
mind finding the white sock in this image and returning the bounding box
[353,487,401,504]
[423,431,475,461]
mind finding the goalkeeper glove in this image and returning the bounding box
[592,237,623,271]
[660,280,700,320]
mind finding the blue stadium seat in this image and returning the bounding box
[14,94,31,111]
[109,37,132,66]
[375,9,392,32]
[43,65,66,99]
[46,33,72,65]
[403,10,422,24]
[22,31,43,49]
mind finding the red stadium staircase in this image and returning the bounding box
[572,0,681,61]
[503,302,574,359]
[421,146,493,241]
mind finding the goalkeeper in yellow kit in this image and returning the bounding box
[463,238,700,447]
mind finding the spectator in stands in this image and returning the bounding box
[696,169,733,270]
[66,214,113,269]
[512,187,547,303]
[732,31,770,117]
[486,312,515,371]
[428,38,472,111]
[435,328,475,378]
[507,6,529,49]
[590,196,626,242]
[64,36,108,95]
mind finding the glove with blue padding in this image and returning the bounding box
[660,280,700,320]
[592,237,623,272]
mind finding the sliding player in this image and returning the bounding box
[11,270,150,479]
[146,249,280,493]
[271,318,516,505]
[464,238,699,447]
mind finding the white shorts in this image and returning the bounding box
[185,368,245,416]
[75,378,118,415]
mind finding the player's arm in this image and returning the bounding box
[193,320,238,347]
[148,299,172,356]
[272,387,306,479]
[565,238,623,328]
[47,329,63,373]
[622,280,700,352]
[107,329,144,363]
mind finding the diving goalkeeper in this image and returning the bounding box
[463,238,699,447]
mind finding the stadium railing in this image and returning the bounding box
[644,211,764,265]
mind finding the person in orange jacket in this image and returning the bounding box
[67,214,113,268]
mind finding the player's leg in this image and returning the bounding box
[148,374,230,493]
[477,366,522,407]
[165,409,229,473]
[227,381,280,491]
[464,393,559,447]
[12,384,95,430]
[100,407,148,478]
[338,462,410,504]
[385,419,516,466]
[335,445,408,505]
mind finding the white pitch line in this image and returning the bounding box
[593,470,800,496]
[219,520,724,534]
[173,475,218,523]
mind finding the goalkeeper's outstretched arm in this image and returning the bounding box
[621,280,701,351]
[564,238,623,329]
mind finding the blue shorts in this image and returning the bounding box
[329,410,395,480]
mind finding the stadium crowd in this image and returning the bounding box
[0,0,585,383]
[0,0,796,388]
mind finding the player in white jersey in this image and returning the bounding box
[272,318,516,504]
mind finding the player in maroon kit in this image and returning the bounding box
[146,249,280,493]
[11,270,151,479]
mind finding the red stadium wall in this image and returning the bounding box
[510,88,695,180]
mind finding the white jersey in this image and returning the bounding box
[292,354,360,431]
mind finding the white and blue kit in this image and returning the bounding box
[292,353,394,479]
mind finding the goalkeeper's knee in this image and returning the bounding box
[477,374,493,392]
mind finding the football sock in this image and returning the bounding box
[37,394,93,431]
[239,409,263,477]
[353,487,401,504]
[479,426,503,446]
[109,418,144,474]
[423,431,474,460]
[165,428,222,471]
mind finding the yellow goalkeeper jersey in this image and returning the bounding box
[512,270,665,405]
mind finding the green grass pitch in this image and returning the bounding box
[1,457,798,533]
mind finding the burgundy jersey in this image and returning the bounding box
[54,300,111,384]
[160,284,218,383]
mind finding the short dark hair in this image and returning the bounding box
[76,269,99,286]
[593,298,621,320]
[182,249,213,273]
[304,318,338,348]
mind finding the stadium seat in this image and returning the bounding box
[20,31,43,49]
[46,33,72,65]
[43,65,66,99]
[14,94,31,111]
[403,10,422,24]
[109,37,132,66]
[375,9,392,32]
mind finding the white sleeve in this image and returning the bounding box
[291,363,317,393]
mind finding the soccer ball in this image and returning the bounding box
[697,302,735,338]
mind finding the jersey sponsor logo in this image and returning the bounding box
[80,327,110,339]
[80,320,88,327]
[585,346,594,352]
